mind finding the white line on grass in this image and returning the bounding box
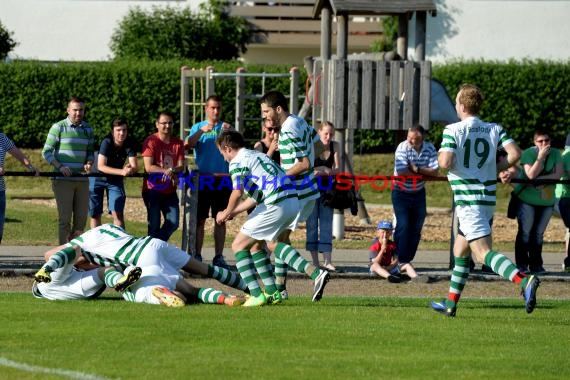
[0,357,115,380]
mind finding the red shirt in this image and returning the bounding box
[141,133,185,194]
[369,239,397,267]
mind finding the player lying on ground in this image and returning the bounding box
[34,250,244,307]
[120,264,246,308]
[34,224,249,295]
[32,244,141,301]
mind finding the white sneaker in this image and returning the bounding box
[312,270,330,302]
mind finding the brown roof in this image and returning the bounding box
[313,0,437,17]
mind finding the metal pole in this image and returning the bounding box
[290,66,299,114]
[235,67,246,132]
[206,66,215,97]
[180,66,189,142]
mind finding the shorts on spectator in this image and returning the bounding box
[89,179,126,216]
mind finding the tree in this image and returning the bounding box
[110,0,252,61]
[370,16,398,53]
[0,20,18,61]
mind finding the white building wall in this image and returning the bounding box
[419,0,570,63]
[1,0,569,63]
[0,0,198,61]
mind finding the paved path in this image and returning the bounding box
[1,246,568,280]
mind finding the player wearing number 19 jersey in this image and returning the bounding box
[440,115,513,212]
[431,83,539,317]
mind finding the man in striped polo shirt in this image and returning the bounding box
[215,130,330,306]
[259,91,329,300]
[42,97,94,244]
[431,83,540,317]
[392,124,439,280]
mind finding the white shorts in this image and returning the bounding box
[288,197,316,230]
[35,266,104,301]
[124,264,182,305]
[456,204,495,241]
[136,238,192,270]
[242,197,299,241]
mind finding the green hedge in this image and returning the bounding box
[0,59,568,151]
[432,60,570,149]
[0,59,301,149]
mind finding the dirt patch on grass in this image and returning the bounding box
[20,198,567,244]
[4,273,570,300]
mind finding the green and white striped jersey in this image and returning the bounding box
[278,114,320,201]
[439,116,515,206]
[69,224,153,267]
[230,148,294,205]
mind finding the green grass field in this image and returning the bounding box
[0,293,569,379]
[2,152,569,380]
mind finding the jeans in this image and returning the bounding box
[0,191,5,243]
[391,188,426,264]
[559,197,570,266]
[142,190,179,242]
[305,195,334,253]
[515,201,554,270]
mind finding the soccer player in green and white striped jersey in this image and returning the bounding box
[431,83,540,317]
[34,253,244,307]
[119,264,245,308]
[34,224,248,294]
[215,130,330,306]
[260,91,329,300]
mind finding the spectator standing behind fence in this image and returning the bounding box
[514,129,562,274]
[555,132,570,272]
[368,220,402,283]
[0,134,39,244]
[306,121,339,271]
[141,111,185,242]
[254,118,281,163]
[391,124,438,279]
[185,95,232,267]
[89,117,138,230]
[42,97,94,244]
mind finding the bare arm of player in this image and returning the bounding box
[438,151,454,170]
[286,156,311,177]
[216,189,243,224]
